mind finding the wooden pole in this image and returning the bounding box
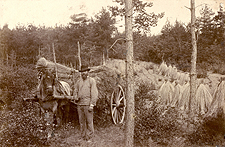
[6,53,8,66]
[189,0,197,114]
[52,43,58,80]
[78,41,81,70]
[39,45,41,57]
[103,52,105,65]
[125,0,134,146]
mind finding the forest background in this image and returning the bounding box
[1,1,225,75]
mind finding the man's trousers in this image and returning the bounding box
[77,105,94,140]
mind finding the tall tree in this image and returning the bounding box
[110,0,164,34]
[69,13,90,44]
[190,0,197,115]
[10,24,40,65]
[149,20,192,69]
[213,3,225,45]
[196,5,215,47]
[0,24,12,65]
[125,0,134,146]
[92,8,116,61]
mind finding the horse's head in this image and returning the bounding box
[41,68,55,96]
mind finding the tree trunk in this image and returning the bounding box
[78,41,81,70]
[125,0,134,146]
[189,0,197,114]
[106,42,109,61]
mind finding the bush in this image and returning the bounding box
[135,82,156,107]
[0,102,48,146]
[0,64,49,146]
[212,62,225,75]
[134,83,185,146]
[197,62,209,78]
[0,64,37,107]
[186,109,225,146]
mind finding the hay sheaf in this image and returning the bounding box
[105,59,126,76]
[106,59,164,90]
[178,83,212,115]
[158,61,168,76]
[171,82,182,107]
[166,65,173,77]
[167,65,178,80]
[195,84,213,115]
[206,81,225,117]
[178,72,190,86]
[177,83,190,111]
[157,80,174,106]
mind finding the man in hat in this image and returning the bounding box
[73,64,98,142]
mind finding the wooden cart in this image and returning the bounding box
[36,57,126,125]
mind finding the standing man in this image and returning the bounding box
[73,64,98,142]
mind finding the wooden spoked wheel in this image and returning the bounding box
[110,85,126,124]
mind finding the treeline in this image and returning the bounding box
[135,4,225,76]
[0,0,164,69]
[0,3,224,75]
[0,8,116,68]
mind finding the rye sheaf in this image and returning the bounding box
[105,59,225,117]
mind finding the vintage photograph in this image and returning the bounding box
[0,0,225,146]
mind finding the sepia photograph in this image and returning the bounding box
[0,0,225,146]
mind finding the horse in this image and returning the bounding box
[35,68,72,127]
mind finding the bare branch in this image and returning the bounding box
[185,3,207,10]
[111,47,117,53]
[108,38,126,52]
[184,6,191,10]
[196,3,208,8]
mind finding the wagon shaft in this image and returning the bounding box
[53,95,74,100]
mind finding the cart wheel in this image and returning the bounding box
[111,85,126,124]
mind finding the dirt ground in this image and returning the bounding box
[48,123,125,147]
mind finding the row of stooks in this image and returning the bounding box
[157,61,189,85]
[36,57,224,117]
[156,61,225,117]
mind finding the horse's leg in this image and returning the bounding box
[45,111,51,126]
[53,113,57,127]
[52,101,59,127]
[57,107,63,127]
[39,107,42,119]
[45,110,54,138]
[64,103,70,124]
[59,102,70,125]
[57,100,67,126]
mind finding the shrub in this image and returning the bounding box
[186,109,225,146]
[134,83,185,146]
[212,62,225,75]
[0,102,48,146]
[0,64,37,107]
[135,82,156,107]
[0,64,49,146]
[197,62,209,78]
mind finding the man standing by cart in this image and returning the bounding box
[73,64,98,142]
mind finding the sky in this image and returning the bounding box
[0,0,224,35]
